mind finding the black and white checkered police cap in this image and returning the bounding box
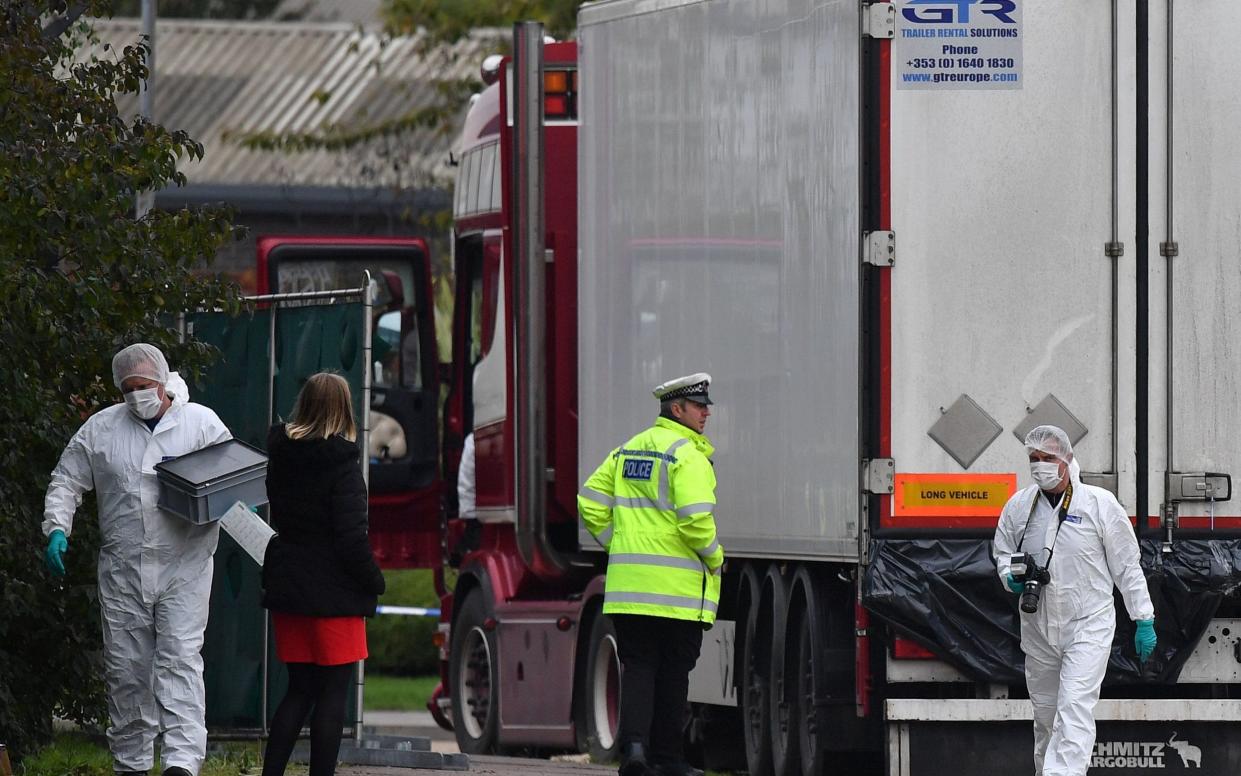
[653,372,713,405]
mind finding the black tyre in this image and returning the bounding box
[767,566,800,776]
[575,611,622,762]
[739,563,773,776]
[450,590,499,754]
[791,566,864,776]
[793,607,821,776]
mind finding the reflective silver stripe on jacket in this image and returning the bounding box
[594,525,614,547]
[607,553,705,572]
[658,438,690,509]
[579,485,614,507]
[695,538,720,558]
[614,495,666,511]
[675,502,714,519]
[605,591,719,614]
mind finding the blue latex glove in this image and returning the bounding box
[1005,573,1024,594]
[1135,618,1156,662]
[45,530,68,577]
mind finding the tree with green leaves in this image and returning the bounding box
[0,1,241,761]
[383,0,582,44]
[110,0,287,19]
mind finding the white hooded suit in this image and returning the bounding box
[43,372,231,774]
[994,468,1154,776]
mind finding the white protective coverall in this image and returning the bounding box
[457,432,476,520]
[43,369,231,775]
[994,455,1154,776]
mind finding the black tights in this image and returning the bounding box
[262,662,354,776]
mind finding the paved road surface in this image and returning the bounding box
[363,711,458,753]
[336,755,610,776]
[340,711,611,775]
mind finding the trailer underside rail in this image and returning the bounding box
[886,699,1241,775]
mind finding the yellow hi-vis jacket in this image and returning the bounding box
[577,417,723,624]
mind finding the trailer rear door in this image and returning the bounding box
[1150,1,1241,530]
[886,0,1135,528]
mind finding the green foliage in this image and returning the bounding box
[21,733,265,776]
[362,674,440,711]
[110,0,287,20]
[0,1,242,762]
[17,732,113,776]
[383,0,583,44]
[365,569,440,676]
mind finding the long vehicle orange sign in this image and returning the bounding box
[893,473,1017,518]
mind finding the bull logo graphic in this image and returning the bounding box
[1167,732,1202,768]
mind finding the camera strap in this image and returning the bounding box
[1017,479,1074,555]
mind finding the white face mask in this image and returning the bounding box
[124,387,163,419]
[1029,461,1063,490]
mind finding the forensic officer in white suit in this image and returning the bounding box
[993,425,1155,776]
[43,343,231,776]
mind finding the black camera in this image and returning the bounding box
[1010,553,1052,614]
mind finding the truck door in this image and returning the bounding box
[1152,2,1239,531]
[884,0,1133,529]
[257,236,443,567]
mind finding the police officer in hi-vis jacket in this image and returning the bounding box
[578,373,724,776]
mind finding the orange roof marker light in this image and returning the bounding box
[543,68,577,120]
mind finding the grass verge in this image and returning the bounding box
[20,733,269,776]
[362,673,440,712]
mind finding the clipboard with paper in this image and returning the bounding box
[219,500,276,566]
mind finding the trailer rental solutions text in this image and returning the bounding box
[895,0,1023,90]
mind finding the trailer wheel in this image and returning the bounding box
[575,611,622,762]
[792,605,822,776]
[739,563,773,776]
[450,590,499,753]
[766,566,800,776]
[791,566,862,775]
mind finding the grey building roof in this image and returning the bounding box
[272,0,384,26]
[88,18,497,193]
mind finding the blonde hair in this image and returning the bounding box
[285,372,358,442]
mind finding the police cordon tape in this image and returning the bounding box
[375,605,441,618]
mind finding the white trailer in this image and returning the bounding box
[577,1,1241,773]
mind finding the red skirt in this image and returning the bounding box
[272,612,368,666]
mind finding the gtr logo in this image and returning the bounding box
[902,0,1017,24]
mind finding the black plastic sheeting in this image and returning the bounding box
[862,537,1241,685]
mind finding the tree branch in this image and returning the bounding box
[42,3,90,40]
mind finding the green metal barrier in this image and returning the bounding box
[189,298,367,734]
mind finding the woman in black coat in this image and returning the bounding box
[261,372,385,776]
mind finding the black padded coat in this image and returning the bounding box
[261,424,386,617]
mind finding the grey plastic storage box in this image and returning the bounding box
[155,439,269,525]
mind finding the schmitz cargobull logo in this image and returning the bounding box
[1091,732,1202,769]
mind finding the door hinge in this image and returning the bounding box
[1167,472,1232,502]
[1160,241,1179,257]
[1080,471,1118,496]
[863,230,895,266]
[862,3,896,39]
[863,458,895,495]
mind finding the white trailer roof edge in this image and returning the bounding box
[579,0,712,27]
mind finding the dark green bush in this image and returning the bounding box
[0,1,240,761]
[366,569,440,676]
